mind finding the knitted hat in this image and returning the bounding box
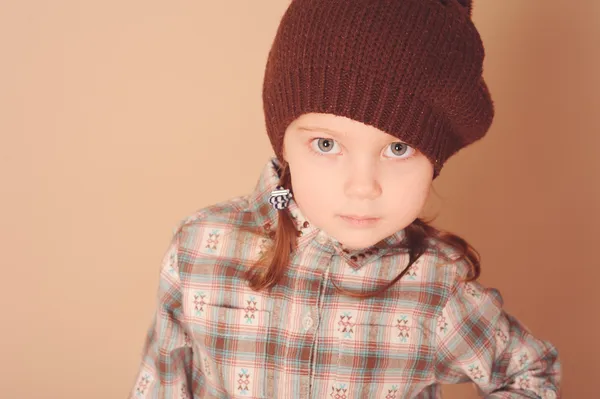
[262,0,494,177]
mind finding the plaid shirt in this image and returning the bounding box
[129,158,561,399]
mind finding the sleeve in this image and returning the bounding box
[434,278,561,398]
[128,229,198,399]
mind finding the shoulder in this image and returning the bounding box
[177,195,250,232]
[419,235,472,287]
[170,195,266,260]
[421,235,504,311]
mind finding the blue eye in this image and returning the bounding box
[311,138,341,154]
[384,142,415,158]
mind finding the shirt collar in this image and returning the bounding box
[248,157,408,270]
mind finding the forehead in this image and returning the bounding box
[290,113,400,142]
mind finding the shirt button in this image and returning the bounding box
[316,231,329,244]
[303,315,314,330]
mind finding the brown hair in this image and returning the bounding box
[244,161,481,298]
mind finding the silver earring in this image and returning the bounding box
[269,186,293,210]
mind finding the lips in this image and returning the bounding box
[340,215,379,221]
[338,215,381,226]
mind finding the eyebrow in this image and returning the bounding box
[297,125,408,145]
[296,126,345,137]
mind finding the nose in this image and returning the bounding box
[344,161,382,200]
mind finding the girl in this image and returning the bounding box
[129,0,561,398]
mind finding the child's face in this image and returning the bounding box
[283,113,434,250]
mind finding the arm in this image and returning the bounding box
[128,230,196,398]
[434,278,561,398]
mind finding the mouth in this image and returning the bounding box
[338,214,381,226]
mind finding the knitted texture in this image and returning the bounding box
[262,0,494,177]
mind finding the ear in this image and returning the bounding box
[455,0,473,16]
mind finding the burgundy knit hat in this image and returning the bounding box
[262,0,494,177]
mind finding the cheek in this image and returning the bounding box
[411,178,432,204]
[289,165,336,213]
[291,166,328,196]
[385,176,431,216]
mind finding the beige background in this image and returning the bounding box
[1,1,598,397]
